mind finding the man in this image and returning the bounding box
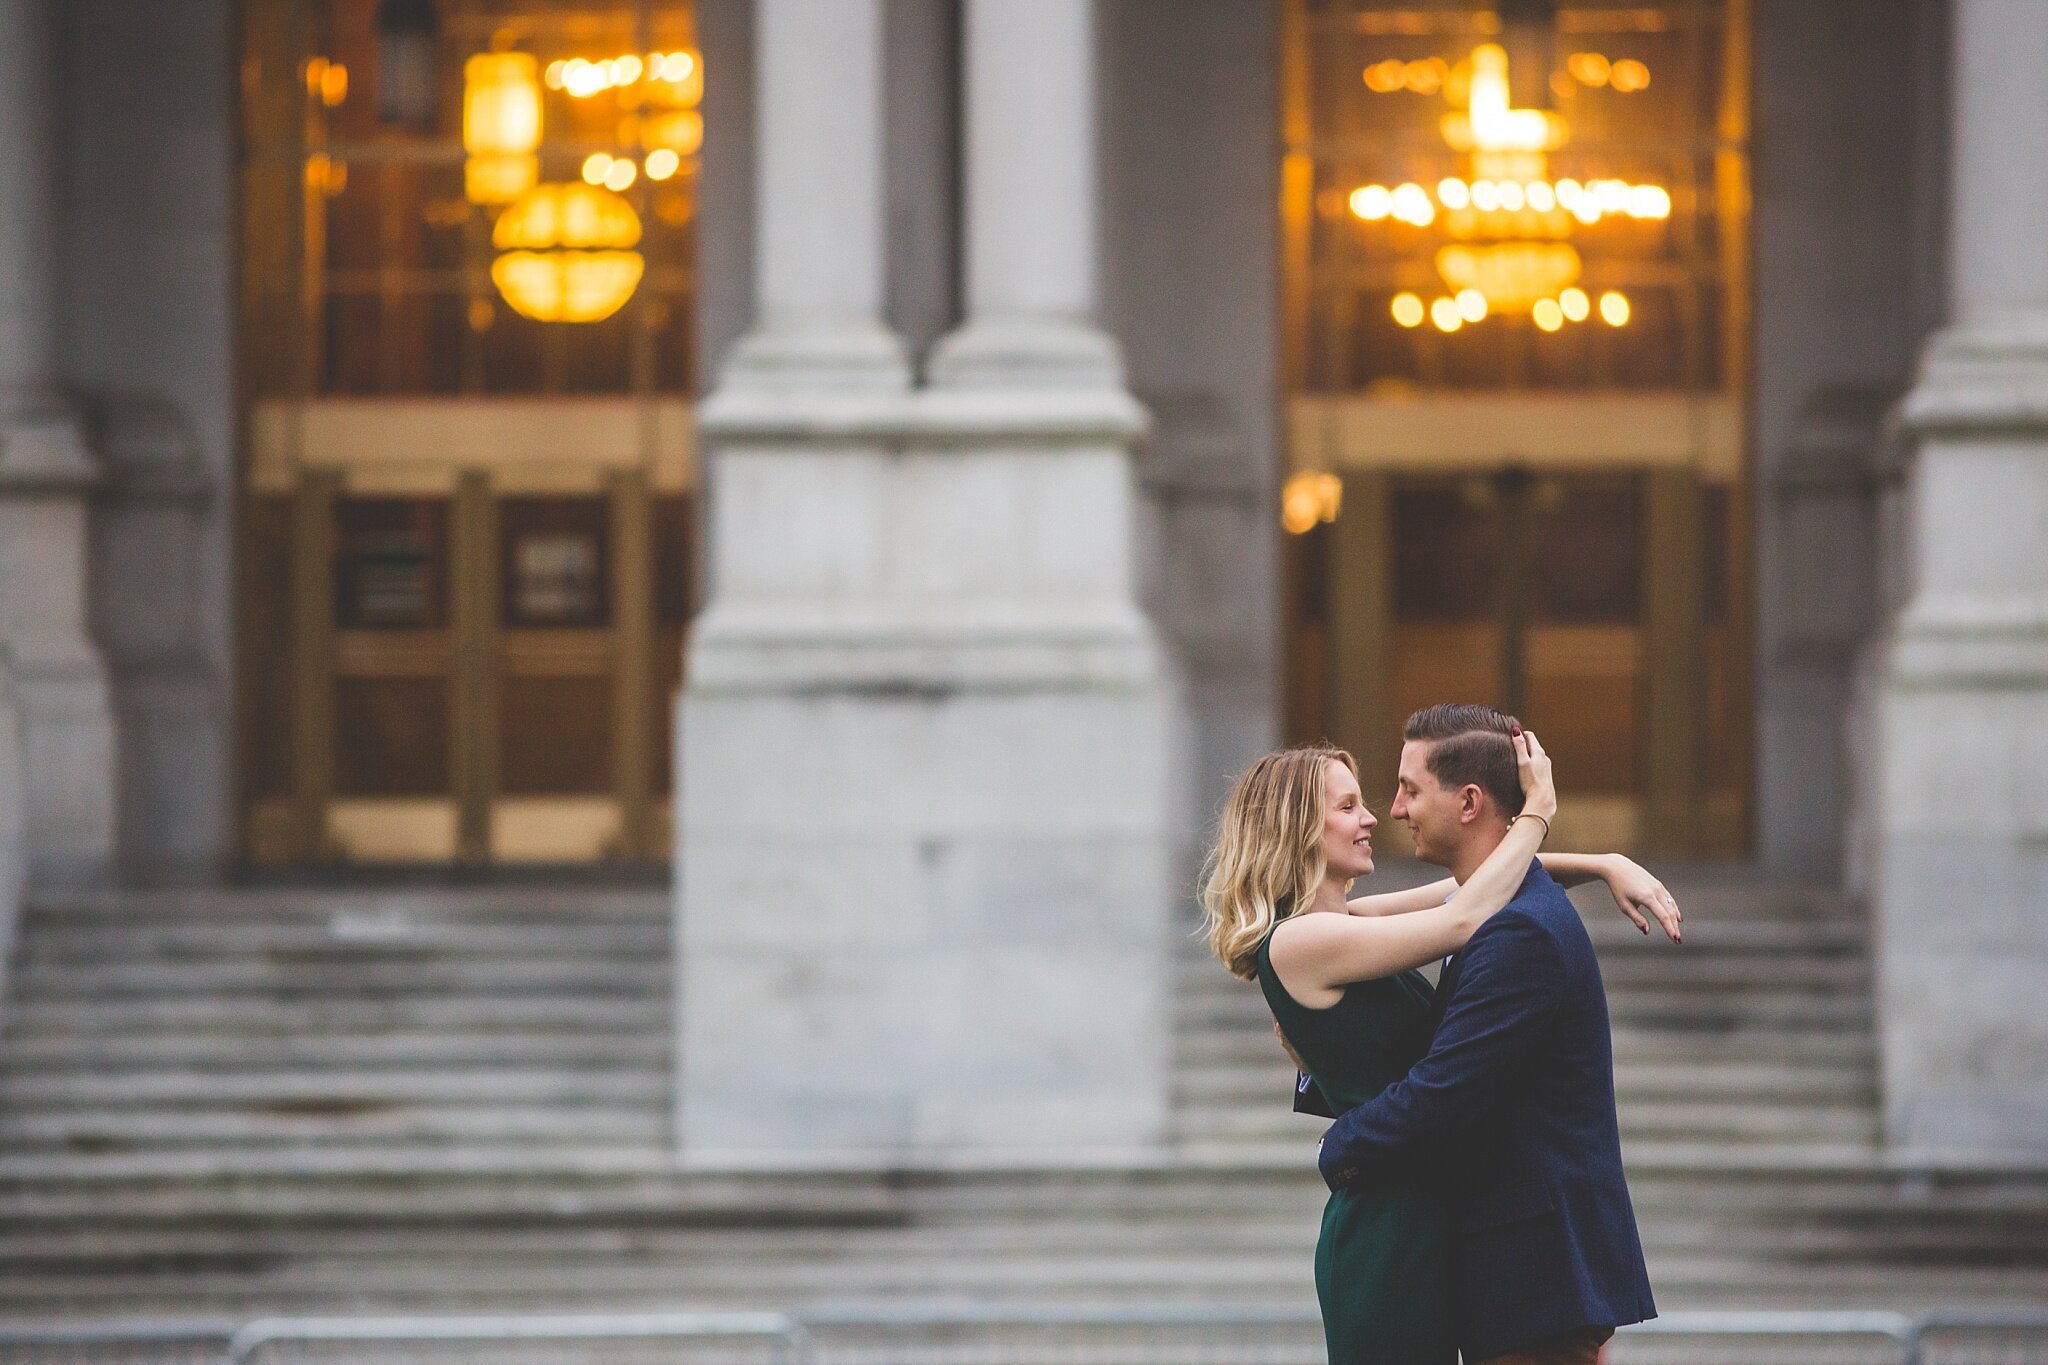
[1317,703,1657,1365]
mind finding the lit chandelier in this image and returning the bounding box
[1348,40,1670,334]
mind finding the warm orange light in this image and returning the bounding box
[1391,292,1426,328]
[305,57,350,107]
[650,50,704,107]
[1364,59,1407,93]
[1405,57,1447,94]
[1437,177,1470,210]
[645,148,682,181]
[464,53,542,204]
[1455,289,1488,323]
[1350,185,1393,221]
[1430,297,1463,333]
[1599,291,1631,326]
[1559,287,1591,322]
[1436,241,1582,313]
[1609,59,1650,92]
[642,109,705,157]
[1282,472,1344,535]
[582,153,613,186]
[1566,52,1612,87]
[1391,182,1435,226]
[491,183,645,323]
[1532,298,1565,331]
[603,158,637,191]
[1443,44,1566,154]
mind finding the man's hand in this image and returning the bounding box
[1603,855,1683,942]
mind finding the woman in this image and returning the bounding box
[1200,736,1677,1365]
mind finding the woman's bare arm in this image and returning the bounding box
[1272,813,1549,990]
[1541,851,1684,941]
[1343,878,1458,917]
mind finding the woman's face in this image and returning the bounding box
[1320,760,1377,881]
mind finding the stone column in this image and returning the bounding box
[714,0,906,391]
[928,0,1121,388]
[1874,0,2048,1163]
[678,0,1178,1167]
[0,0,116,885]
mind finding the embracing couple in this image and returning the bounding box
[1201,704,1683,1365]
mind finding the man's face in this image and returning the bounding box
[1390,739,1466,868]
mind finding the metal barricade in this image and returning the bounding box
[1,1303,2045,1364]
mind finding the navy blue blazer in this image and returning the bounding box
[1316,862,1656,1360]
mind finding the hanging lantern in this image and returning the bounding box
[463,52,541,204]
[490,183,645,323]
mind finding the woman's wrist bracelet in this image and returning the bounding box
[1511,812,1551,839]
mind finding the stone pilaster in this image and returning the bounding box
[676,0,1178,1167]
[0,0,115,886]
[1871,0,2048,1164]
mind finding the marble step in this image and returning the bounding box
[1175,1025,1877,1066]
[0,1105,668,1151]
[1173,1059,1878,1106]
[1,995,667,1037]
[1188,1101,1882,1145]
[0,1067,666,1110]
[10,957,672,1000]
[0,1030,669,1069]
[16,921,671,964]
[1175,990,1875,1032]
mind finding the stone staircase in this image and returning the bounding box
[0,875,2043,1359]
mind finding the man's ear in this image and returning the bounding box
[1458,783,1484,825]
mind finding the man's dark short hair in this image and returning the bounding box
[1403,702,1525,820]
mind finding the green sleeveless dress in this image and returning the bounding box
[1256,926,1455,1365]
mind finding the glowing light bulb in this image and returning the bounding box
[1471,179,1501,212]
[1630,185,1672,219]
[563,59,606,98]
[613,54,644,85]
[1405,57,1446,95]
[1455,289,1488,323]
[1532,298,1565,332]
[1430,297,1463,333]
[1527,180,1556,212]
[1437,177,1471,210]
[1364,60,1406,93]
[544,60,567,90]
[582,153,612,185]
[1392,182,1435,226]
[1559,287,1591,322]
[1610,59,1650,92]
[644,147,681,181]
[1391,292,1426,328]
[604,157,638,191]
[1599,291,1631,326]
[1568,52,1612,86]
[1499,180,1526,212]
[1349,185,1393,221]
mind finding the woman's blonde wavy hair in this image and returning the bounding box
[1201,744,1358,980]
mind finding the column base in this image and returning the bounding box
[1868,315,2048,1164]
[709,319,911,395]
[675,390,1183,1169]
[0,405,117,885]
[927,315,1130,391]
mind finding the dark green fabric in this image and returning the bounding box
[1257,924,1454,1365]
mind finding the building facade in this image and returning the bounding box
[0,0,2042,1165]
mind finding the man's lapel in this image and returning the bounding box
[1428,952,1461,1035]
